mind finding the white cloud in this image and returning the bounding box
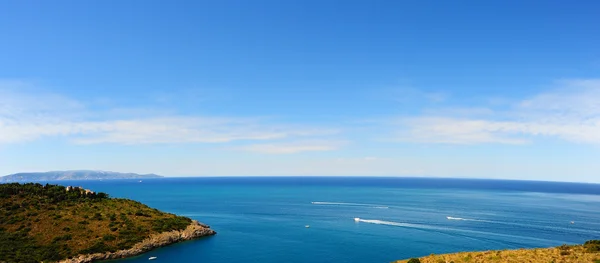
[0,81,84,120]
[0,114,337,145]
[395,79,600,145]
[5,78,600,149]
[0,82,339,145]
[519,79,600,115]
[236,140,345,154]
[72,118,338,145]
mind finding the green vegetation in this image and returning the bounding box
[394,241,600,263]
[0,183,193,263]
[585,240,600,252]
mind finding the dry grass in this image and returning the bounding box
[394,244,600,263]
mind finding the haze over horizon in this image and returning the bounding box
[1,1,600,183]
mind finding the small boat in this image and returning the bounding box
[354,217,360,222]
[305,225,310,228]
[139,180,143,183]
[571,221,575,224]
[149,257,157,260]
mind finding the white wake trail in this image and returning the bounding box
[447,216,467,221]
[446,216,491,222]
[353,218,441,231]
[352,217,569,244]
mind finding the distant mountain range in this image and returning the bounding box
[0,170,163,182]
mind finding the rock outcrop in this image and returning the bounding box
[59,221,216,263]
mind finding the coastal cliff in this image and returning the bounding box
[60,220,216,263]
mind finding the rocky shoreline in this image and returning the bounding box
[58,221,216,263]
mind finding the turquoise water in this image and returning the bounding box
[56,177,600,263]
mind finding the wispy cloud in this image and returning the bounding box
[0,80,84,119]
[394,79,600,145]
[0,81,339,146]
[71,118,337,145]
[398,117,531,144]
[236,140,346,154]
[5,79,599,148]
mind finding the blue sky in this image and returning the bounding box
[1,1,600,182]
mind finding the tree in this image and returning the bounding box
[407,259,421,263]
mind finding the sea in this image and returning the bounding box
[47,177,600,263]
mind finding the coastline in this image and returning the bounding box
[58,221,216,263]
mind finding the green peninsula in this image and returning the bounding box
[0,183,215,263]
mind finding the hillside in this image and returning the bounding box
[394,241,600,263]
[0,183,215,263]
[0,170,163,182]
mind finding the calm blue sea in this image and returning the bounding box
[49,177,600,263]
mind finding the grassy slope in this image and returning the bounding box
[394,242,600,263]
[0,183,194,263]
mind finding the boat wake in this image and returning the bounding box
[352,217,570,244]
[447,216,476,221]
[446,216,491,222]
[311,201,389,209]
[353,218,442,231]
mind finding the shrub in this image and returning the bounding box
[92,213,103,220]
[558,244,571,250]
[134,210,150,217]
[407,258,421,263]
[586,240,600,253]
[102,234,116,241]
[151,216,192,232]
[0,228,63,262]
[79,241,115,254]
[52,234,72,242]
